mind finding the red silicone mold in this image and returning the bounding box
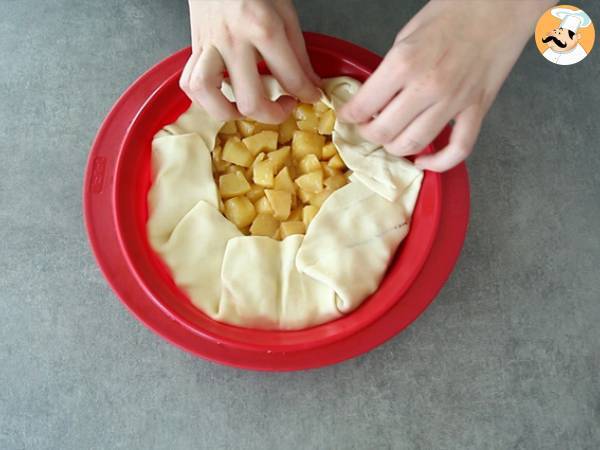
[83,33,470,370]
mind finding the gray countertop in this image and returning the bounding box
[1,1,598,449]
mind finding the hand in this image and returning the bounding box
[180,0,321,124]
[338,0,556,172]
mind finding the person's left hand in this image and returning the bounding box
[338,0,556,172]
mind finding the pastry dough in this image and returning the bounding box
[147,76,423,330]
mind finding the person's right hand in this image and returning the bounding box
[180,0,321,124]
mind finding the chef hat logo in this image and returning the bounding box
[551,7,592,33]
[535,4,595,66]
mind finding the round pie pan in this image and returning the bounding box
[110,34,441,352]
[84,33,469,369]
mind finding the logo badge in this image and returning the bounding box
[535,5,595,66]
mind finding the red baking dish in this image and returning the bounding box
[83,33,469,369]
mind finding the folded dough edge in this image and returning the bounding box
[146,76,423,329]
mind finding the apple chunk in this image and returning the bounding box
[265,189,292,221]
[295,170,323,194]
[219,171,251,198]
[280,221,306,239]
[243,130,278,156]
[222,137,253,167]
[292,131,324,160]
[224,196,256,229]
[250,213,279,238]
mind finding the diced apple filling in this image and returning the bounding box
[212,103,351,240]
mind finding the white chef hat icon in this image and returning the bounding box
[551,7,592,33]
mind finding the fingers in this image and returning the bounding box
[255,32,321,103]
[179,50,200,92]
[180,41,303,123]
[373,56,471,158]
[337,47,408,124]
[358,87,434,145]
[414,103,483,172]
[384,101,454,157]
[180,46,240,121]
[339,20,453,126]
[223,44,293,124]
[337,40,438,124]
[182,0,321,123]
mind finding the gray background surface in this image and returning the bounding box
[1,0,599,449]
